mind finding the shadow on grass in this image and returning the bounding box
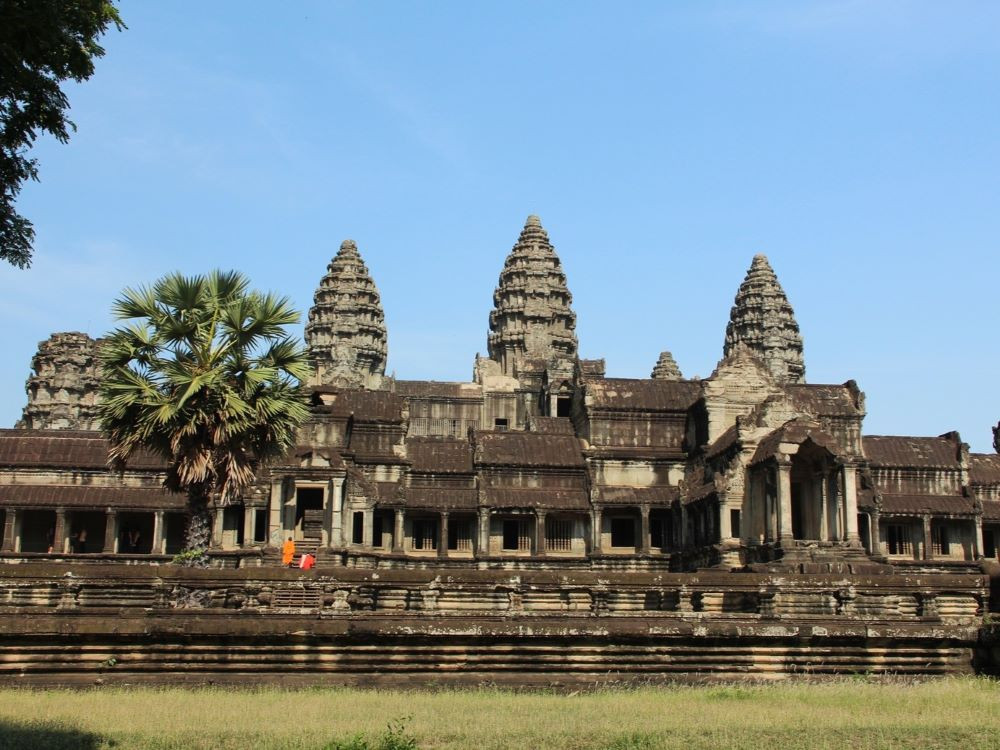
[0,719,108,750]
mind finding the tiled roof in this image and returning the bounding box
[0,484,183,509]
[750,420,841,465]
[863,435,959,469]
[483,487,590,510]
[970,454,1000,485]
[983,500,1000,521]
[0,430,165,471]
[313,390,405,422]
[405,437,474,474]
[402,487,479,510]
[474,431,585,468]
[785,384,862,417]
[594,486,678,505]
[528,417,576,435]
[879,494,975,516]
[583,378,701,412]
[705,425,739,459]
[394,381,484,400]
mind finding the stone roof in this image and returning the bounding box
[650,351,682,380]
[316,390,405,423]
[705,425,739,460]
[863,435,960,469]
[487,215,578,375]
[0,430,164,471]
[403,487,479,510]
[527,416,576,435]
[482,487,590,510]
[305,239,388,389]
[594,486,678,505]
[970,454,1000,485]
[405,437,474,474]
[785,383,863,417]
[750,420,841,465]
[879,493,976,516]
[983,500,1000,521]
[394,381,483,400]
[723,254,805,385]
[473,431,585,468]
[583,378,701,412]
[0,484,183,509]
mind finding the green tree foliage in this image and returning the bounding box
[0,0,123,268]
[98,270,311,564]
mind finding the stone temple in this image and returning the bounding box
[0,215,997,683]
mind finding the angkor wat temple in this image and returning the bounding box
[1,216,997,683]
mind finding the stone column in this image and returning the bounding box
[477,508,490,556]
[870,510,882,556]
[393,508,405,553]
[242,505,254,548]
[591,507,603,553]
[974,516,985,560]
[268,479,284,546]
[104,510,118,554]
[535,509,547,557]
[152,510,165,554]
[639,506,651,553]
[212,507,225,548]
[776,458,793,543]
[1,509,17,552]
[841,462,860,543]
[922,514,933,560]
[717,500,731,542]
[362,507,374,548]
[818,471,829,541]
[53,508,66,554]
[680,504,690,547]
[330,478,344,547]
[438,511,450,558]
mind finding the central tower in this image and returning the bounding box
[487,215,578,377]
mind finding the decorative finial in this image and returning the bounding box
[525,215,541,228]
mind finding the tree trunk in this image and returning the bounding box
[181,491,212,567]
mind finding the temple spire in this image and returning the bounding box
[651,350,682,380]
[305,239,388,389]
[723,254,805,384]
[487,215,578,376]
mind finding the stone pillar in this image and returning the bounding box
[1,509,17,552]
[818,471,829,541]
[330,478,344,547]
[242,505,254,548]
[680,504,690,547]
[438,511,450,558]
[150,510,164,555]
[870,510,882,556]
[974,516,985,560]
[53,508,66,554]
[842,462,860,543]
[591,507,603,553]
[639,506,651,553]
[268,480,284,546]
[776,458,793,543]
[535,509,547,557]
[362,507,374,548]
[104,510,118,554]
[477,508,490,556]
[717,500,731,542]
[923,514,934,560]
[393,508,405,553]
[212,507,224,548]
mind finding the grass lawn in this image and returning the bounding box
[0,678,997,750]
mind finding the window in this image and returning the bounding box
[450,419,462,438]
[984,529,997,560]
[730,509,741,539]
[254,509,267,543]
[886,524,912,556]
[352,511,364,545]
[556,396,571,417]
[932,525,950,556]
[546,518,573,552]
[494,418,509,432]
[412,519,437,551]
[611,517,636,548]
[372,514,384,548]
[502,519,529,551]
[448,518,472,551]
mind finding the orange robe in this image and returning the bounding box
[281,540,296,565]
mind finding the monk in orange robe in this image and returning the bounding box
[281,537,295,566]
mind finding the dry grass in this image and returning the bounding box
[0,677,998,749]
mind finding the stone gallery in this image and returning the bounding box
[0,216,996,683]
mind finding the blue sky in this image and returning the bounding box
[1,1,998,450]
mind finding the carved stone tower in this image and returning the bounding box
[305,240,388,390]
[487,215,578,377]
[651,350,683,380]
[17,332,103,430]
[723,254,805,384]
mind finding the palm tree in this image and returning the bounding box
[98,270,310,563]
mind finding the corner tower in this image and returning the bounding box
[487,215,578,377]
[723,254,805,384]
[305,239,388,389]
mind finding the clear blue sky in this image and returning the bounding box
[1,1,998,450]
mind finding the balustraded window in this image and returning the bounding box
[502,518,530,551]
[546,517,573,552]
[886,524,912,556]
[412,518,437,550]
[931,525,950,556]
